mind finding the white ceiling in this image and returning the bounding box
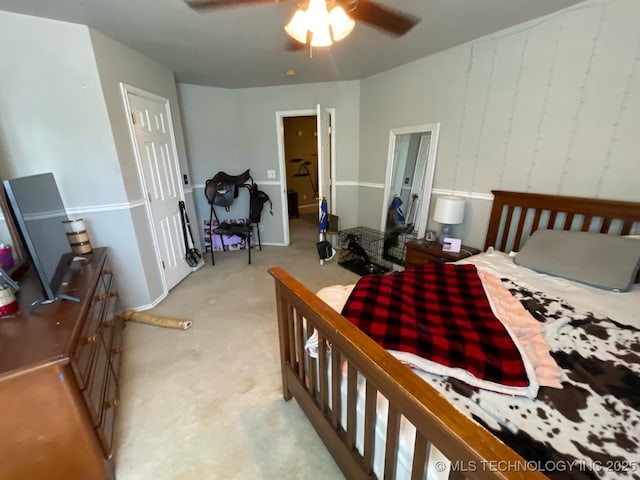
[0,0,584,88]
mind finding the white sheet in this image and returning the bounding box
[459,250,640,329]
[325,359,449,480]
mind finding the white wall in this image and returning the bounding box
[0,12,146,304]
[0,11,195,309]
[0,12,125,205]
[178,81,361,245]
[178,84,240,185]
[359,0,640,248]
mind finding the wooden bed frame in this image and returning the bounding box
[269,190,640,480]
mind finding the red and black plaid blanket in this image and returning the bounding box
[340,263,532,392]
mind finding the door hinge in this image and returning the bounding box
[131,112,136,124]
[162,260,165,269]
[147,192,151,203]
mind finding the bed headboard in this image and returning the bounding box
[484,190,640,252]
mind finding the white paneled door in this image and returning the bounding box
[316,104,331,265]
[125,88,192,292]
[316,104,331,206]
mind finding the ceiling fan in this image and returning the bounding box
[185,0,420,48]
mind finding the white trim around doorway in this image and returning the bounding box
[275,108,336,246]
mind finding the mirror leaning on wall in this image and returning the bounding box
[0,177,25,270]
[381,124,440,265]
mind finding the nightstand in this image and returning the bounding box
[404,240,481,269]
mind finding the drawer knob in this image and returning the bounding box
[104,319,114,328]
[103,268,114,275]
[105,397,120,409]
[95,293,107,302]
[110,290,119,298]
[112,346,123,354]
[85,333,98,344]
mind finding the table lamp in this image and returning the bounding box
[433,195,465,244]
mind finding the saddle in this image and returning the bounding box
[205,169,253,210]
[204,169,259,265]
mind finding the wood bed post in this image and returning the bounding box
[274,282,292,401]
[484,190,506,251]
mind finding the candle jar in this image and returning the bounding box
[62,218,93,255]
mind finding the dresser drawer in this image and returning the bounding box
[83,335,110,426]
[110,317,124,380]
[101,292,119,356]
[96,363,120,459]
[81,274,118,426]
[100,258,115,293]
[405,247,439,268]
[72,283,108,390]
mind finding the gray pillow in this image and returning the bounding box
[514,230,640,292]
[628,236,640,283]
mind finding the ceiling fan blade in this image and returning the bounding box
[349,0,419,36]
[185,0,281,11]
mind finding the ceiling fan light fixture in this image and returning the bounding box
[284,10,308,44]
[307,0,333,47]
[328,6,355,41]
[310,24,333,47]
[284,0,356,48]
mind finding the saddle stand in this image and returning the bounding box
[204,169,261,265]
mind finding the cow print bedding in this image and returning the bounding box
[416,280,639,480]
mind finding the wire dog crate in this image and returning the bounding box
[382,230,417,267]
[338,226,390,276]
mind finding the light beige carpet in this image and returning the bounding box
[115,219,359,479]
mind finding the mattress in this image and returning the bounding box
[313,251,640,479]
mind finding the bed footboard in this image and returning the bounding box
[269,267,546,480]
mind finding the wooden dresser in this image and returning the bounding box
[405,240,481,268]
[0,248,122,480]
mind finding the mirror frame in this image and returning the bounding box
[0,179,26,265]
[380,122,440,240]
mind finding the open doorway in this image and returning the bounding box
[276,108,335,247]
[284,115,319,221]
[283,115,321,246]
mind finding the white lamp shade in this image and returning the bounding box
[329,6,355,41]
[284,10,308,44]
[307,0,332,47]
[433,196,465,224]
[310,24,333,47]
[284,0,354,47]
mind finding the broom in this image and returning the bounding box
[119,309,193,330]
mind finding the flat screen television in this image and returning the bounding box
[3,173,78,307]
